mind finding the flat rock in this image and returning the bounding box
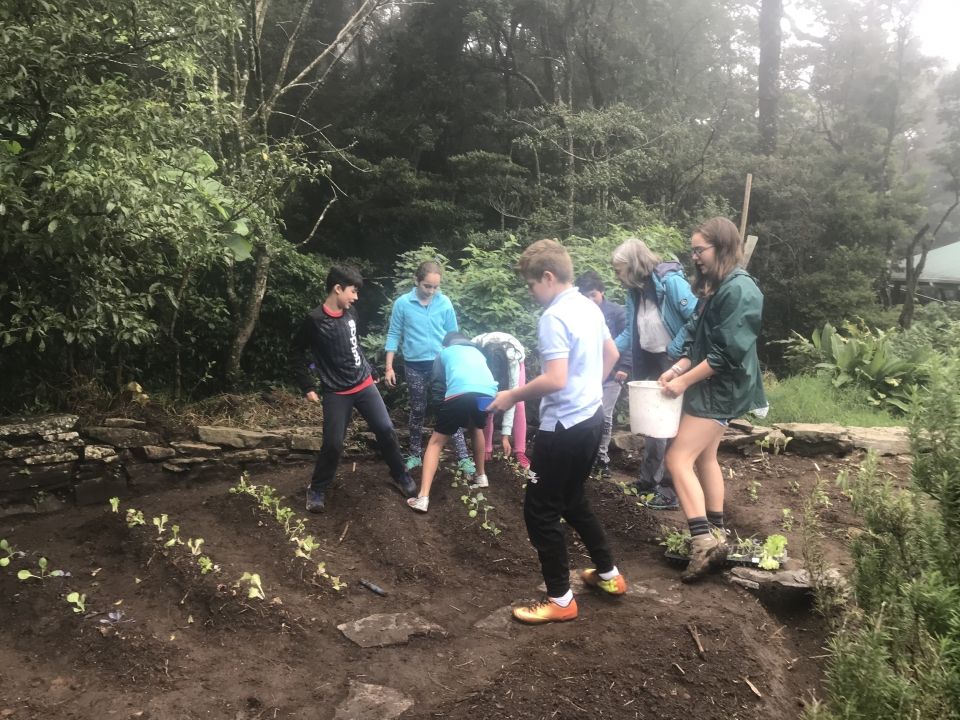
[138,445,176,461]
[0,414,79,439]
[164,457,210,466]
[473,606,515,637]
[730,566,847,601]
[170,441,222,456]
[196,426,285,449]
[773,423,854,456]
[337,613,445,648]
[610,431,644,453]
[1,440,84,460]
[84,445,117,461]
[288,434,322,452]
[223,448,271,463]
[720,424,774,452]
[102,418,147,429]
[161,462,191,474]
[846,426,910,456]
[84,426,162,449]
[23,451,80,465]
[41,431,80,443]
[333,681,414,720]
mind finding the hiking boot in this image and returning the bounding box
[392,472,417,498]
[681,534,728,583]
[305,488,326,513]
[512,598,578,625]
[407,496,429,513]
[404,455,422,471]
[515,452,531,470]
[640,490,680,511]
[458,457,477,476]
[579,569,628,596]
[470,473,489,489]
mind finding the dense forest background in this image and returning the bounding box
[3,0,960,412]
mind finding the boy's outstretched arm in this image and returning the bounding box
[488,358,567,412]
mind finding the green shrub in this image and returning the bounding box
[807,361,960,719]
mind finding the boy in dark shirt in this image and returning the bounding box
[291,265,416,512]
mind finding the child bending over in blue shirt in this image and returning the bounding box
[406,333,498,512]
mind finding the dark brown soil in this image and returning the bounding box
[0,447,908,719]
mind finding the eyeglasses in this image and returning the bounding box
[419,282,439,290]
[690,245,713,257]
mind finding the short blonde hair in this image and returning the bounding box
[611,238,661,288]
[518,238,574,283]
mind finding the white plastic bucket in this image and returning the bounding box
[628,381,683,438]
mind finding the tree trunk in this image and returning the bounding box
[898,224,930,329]
[758,0,782,155]
[226,239,272,383]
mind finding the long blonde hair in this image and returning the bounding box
[691,217,743,297]
[611,238,661,289]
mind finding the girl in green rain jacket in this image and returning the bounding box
[659,217,767,583]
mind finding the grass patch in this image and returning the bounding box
[761,373,902,427]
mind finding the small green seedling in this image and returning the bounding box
[292,534,319,560]
[748,479,761,503]
[17,557,65,581]
[109,497,120,513]
[66,591,86,613]
[781,508,794,531]
[164,525,183,548]
[187,538,204,556]
[197,555,219,574]
[659,526,692,556]
[0,538,23,567]
[239,572,265,600]
[330,575,347,592]
[152,514,168,537]
[617,481,639,497]
[125,508,145,528]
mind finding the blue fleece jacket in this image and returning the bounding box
[384,289,458,362]
[615,261,698,361]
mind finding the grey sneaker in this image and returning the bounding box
[640,490,680,511]
[305,488,326,513]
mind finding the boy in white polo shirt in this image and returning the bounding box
[488,239,628,624]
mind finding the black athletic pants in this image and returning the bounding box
[525,407,615,597]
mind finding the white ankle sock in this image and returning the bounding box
[599,566,619,581]
[549,589,574,607]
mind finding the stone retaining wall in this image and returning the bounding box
[0,414,325,517]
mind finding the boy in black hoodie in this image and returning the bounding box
[291,265,416,512]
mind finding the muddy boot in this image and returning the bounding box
[681,533,727,583]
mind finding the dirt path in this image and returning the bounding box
[0,449,906,719]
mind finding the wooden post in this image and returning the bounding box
[743,234,759,268]
[739,173,753,240]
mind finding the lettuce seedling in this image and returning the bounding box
[164,525,183,548]
[239,572,265,600]
[197,555,219,574]
[187,538,204,556]
[125,508,145,528]
[0,538,24,567]
[152,514,169,537]
[17,556,65,581]
[66,591,86,613]
[109,497,120,513]
[759,534,788,570]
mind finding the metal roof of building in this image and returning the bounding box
[891,240,960,284]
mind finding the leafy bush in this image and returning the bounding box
[779,321,927,413]
[806,362,960,719]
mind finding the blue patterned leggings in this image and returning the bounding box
[405,365,469,459]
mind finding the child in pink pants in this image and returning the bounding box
[472,332,530,470]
